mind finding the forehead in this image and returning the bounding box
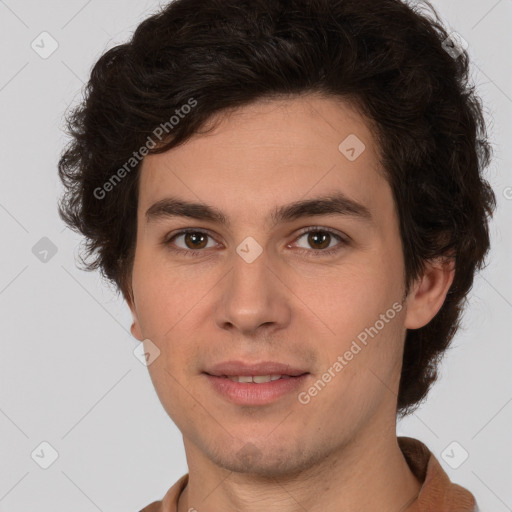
[137,94,390,224]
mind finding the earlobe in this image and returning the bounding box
[130,320,144,341]
[404,257,455,330]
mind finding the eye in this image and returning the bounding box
[291,227,348,256]
[164,229,218,256]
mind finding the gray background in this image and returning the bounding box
[0,0,510,510]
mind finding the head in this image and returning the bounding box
[58,0,495,475]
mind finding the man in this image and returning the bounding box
[58,0,495,510]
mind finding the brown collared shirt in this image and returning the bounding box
[140,436,478,512]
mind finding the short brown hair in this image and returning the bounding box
[58,0,496,417]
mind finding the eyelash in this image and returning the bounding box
[162,227,348,258]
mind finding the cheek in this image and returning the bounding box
[310,300,406,422]
[131,247,204,333]
[318,262,398,336]
[311,249,406,384]
[131,262,168,335]
[130,249,217,385]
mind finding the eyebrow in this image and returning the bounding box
[145,192,373,228]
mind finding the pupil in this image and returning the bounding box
[309,231,329,249]
[186,232,206,249]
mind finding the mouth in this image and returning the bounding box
[204,360,308,378]
[204,373,307,383]
[203,370,310,405]
[202,360,310,405]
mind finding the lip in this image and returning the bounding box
[205,373,310,405]
[204,360,308,377]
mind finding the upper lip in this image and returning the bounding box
[204,360,309,377]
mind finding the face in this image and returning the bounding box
[127,94,415,477]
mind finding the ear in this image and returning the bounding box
[404,257,455,329]
[125,292,144,342]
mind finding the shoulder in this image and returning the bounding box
[138,474,189,512]
[139,501,163,512]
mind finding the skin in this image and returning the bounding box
[126,94,454,512]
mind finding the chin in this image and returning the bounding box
[206,439,319,478]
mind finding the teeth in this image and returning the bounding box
[226,375,283,383]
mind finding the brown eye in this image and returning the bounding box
[182,232,208,249]
[306,231,332,250]
[292,228,348,257]
[165,229,216,254]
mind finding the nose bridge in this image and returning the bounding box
[229,239,274,305]
[215,237,290,333]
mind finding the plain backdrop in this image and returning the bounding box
[0,0,511,510]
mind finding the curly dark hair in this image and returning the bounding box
[57,0,496,417]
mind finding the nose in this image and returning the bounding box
[213,243,292,337]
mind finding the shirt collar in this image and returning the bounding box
[398,436,477,511]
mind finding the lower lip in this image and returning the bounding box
[204,374,309,405]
